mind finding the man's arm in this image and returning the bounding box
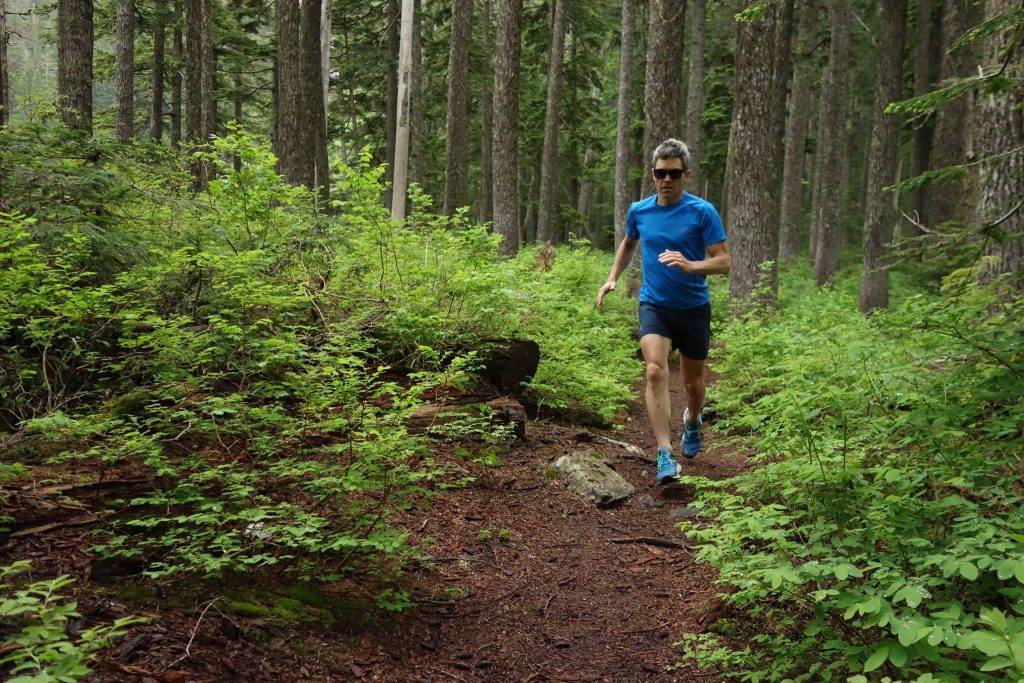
[657,240,730,275]
[596,235,638,309]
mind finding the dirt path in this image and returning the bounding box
[343,381,752,682]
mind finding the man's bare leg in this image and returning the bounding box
[680,355,706,424]
[640,334,673,450]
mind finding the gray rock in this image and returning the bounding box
[669,506,700,520]
[552,449,635,507]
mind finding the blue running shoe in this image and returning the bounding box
[657,447,680,485]
[682,409,703,459]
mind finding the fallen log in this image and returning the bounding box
[407,397,527,439]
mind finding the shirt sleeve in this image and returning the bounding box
[625,203,640,241]
[701,202,727,246]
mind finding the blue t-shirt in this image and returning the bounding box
[625,192,727,310]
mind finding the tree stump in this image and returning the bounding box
[478,339,540,395]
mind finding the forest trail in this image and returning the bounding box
[343,378,752,682]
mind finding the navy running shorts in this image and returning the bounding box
[637,301,712,360]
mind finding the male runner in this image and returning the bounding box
[596,138,730,484]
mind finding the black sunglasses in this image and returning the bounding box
[652,168,686,179]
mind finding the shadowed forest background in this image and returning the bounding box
[0,0,1022,680]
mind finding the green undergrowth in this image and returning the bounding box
[681,263,1024,681]
[0,122,637,603]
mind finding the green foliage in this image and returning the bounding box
[681,264,1024,681]
[0,561,145,682]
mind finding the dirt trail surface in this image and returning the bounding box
[3,381,752,683]
[339,381,751,683]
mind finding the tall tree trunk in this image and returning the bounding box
[200,0,214,141]
[384,0,398,206]
[150,0,165,140]
[779,6,816,261]
[725,2,778,303]
[170,0,182,148]
[320,0,330,130]
[114,0,135,142]
[57,0,94,133]
[766,0,794,246]
[303,0,329,199]
[275,0,302,183]
[443,0,472,214]
[929,0,980,227]
[613,0,637,248]
[910,0,943,231]
[185,0,207,186]
[410,0,424,188]
[860,0,907,312]
[641,0,687,198]
[522,153,541,244]
[979,0,1023,287]
[809,140,823,261]
[390,0,414,219]
[0,0,9,127]
[684,0,705,195]
[812,0,850,286]
[480,0,495,223]
[492,0,523,256]
[536,0,568,244]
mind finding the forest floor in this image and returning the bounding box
[5,377,753,683]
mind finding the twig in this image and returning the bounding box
[163,597,220,671]
[609,536,692,551]
[623,619,672,635]
[11,514,100,538]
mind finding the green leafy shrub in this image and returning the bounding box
[682,263,1024,681]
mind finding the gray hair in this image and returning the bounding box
[651,138,691,170]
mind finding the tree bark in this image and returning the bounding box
[303,0,329,198]
[170,0,182,148]
[320,0,331,130]
[860,0,907,313]
[684,0,705,195]
[909,0,943,231]
[410,0,424,188]
[114,0,135,142]
[480,0,495,223]
[641,0,686,198]
[492,0,523,256]
[390,0,414,219]
[613,0,637,248]
[0,0,9,127]
[929,0,980,227]
[536,0,569,244]
[443,0,472,214]
[978,0,1023,288]
[766,0,794,246]
[150,0,165,140]
[200,0,214,142]
[725,2,778,303]
[384,0,398,206]
[275,0,303,183]
[57,0,94,133]
[778,6,816,261]
[812,0,850,286]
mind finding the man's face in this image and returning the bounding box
[652,157,688,199]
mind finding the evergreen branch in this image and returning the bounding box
[883,146,1024,194]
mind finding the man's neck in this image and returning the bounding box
[657,190,685,206]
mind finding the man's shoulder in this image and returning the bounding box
[629,195,659,214]
[684,192,718,214]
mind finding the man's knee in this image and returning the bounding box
[646,361,669,385]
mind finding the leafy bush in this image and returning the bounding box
[681,263,1024,681]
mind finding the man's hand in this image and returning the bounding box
[596,280,617,309]
[659,250,698,273]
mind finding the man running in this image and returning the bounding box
[596,138,730,484]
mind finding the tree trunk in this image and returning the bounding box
[978,0,1023,288]
[684,0,705,195]
[384,0,398,207]
[812,0,850,286]
[480,0,495,223]
[442,0,472,214]
[522,153,541,244]
[613,0,637,248]
[860,0,907,313]
[929,0,980,227]
[0,0,9,127]
[390,0,414,220]
[57,0,94,133]
[778,6,816,261]
[320,0,330,130]
[410,0,424,189]
[641,0,686,198]
[170,0,182,148]
[114,0,135,142]
[536,0,569,244]
[725,2,778,303]
[150,0,165,140]
[200,0,214,141]
[275,0,303,183]
[303,0,329,199]
[909,0,943,231]
[492,0,523,256]
[766,0,794,245]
